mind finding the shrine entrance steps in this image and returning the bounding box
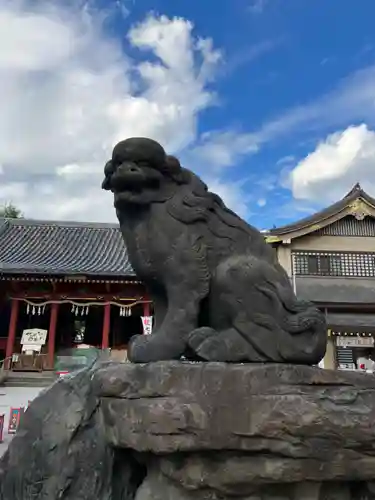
[1,371,58,388]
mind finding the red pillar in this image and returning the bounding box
[143,300,151,316]
[102,303,111,349]
[5,299,19,367]
[47,303,59,369]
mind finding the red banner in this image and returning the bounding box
[0,414,4,443]
[8,407,24,434]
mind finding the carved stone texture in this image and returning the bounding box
[102,137,327,364]
[0,366,144,500]
[94,362,375,499]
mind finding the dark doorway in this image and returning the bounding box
[55,303,104,351]
[84,306,104,347]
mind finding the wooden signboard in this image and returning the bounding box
[8,407,24,434]
[336,336,374,348]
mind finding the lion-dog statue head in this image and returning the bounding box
[102,137,187,208]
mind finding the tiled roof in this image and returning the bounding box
[0,218,135,277]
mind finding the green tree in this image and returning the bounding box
[0,202,23,218]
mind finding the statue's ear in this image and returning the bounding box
[165,155,181,174]
[165,155,189,184]
[104,160,114,176]
[102,160,113,191]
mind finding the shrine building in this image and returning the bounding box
[0,218,150,371]
[267,183,375,372]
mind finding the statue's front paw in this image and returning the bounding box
[188,327,226,361]
[188,327,216,352]
[127,334,185,363]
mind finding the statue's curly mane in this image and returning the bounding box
[164,156,265,245]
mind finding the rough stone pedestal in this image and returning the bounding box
[2,362,375,499]
[94,362,375,499]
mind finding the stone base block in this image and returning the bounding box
[93,361,375,499]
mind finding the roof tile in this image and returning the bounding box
[0,218,134,277]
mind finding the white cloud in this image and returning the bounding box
[276,155,295,166]
[188,130,258,172]
[223,39,280,76]
[248,0,268,14]
[187,62,375,183]
[271,199,319,222]
[257,198,266,207]
[255,65,375,147]
[185,61,375,177]
[0,1,229,221]
[114,0,131,19]
[206,178,251,219]
[289,123,375,201]
[11,0,372,222]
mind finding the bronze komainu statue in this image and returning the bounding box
[102,137,326,364]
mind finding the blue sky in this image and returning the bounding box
[2,0,375,228]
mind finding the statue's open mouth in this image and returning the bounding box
[110,171,144,193]
[109,173,161,206]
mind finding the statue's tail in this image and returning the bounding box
[235,279,327,365]
[248,280,327,365]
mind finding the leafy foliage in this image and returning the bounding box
[0,202,23,218]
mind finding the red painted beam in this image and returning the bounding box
[7,293,144,301]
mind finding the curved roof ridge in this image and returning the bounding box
[269,183,375,236]
[0,217,120,230]
[344,182,362,198]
